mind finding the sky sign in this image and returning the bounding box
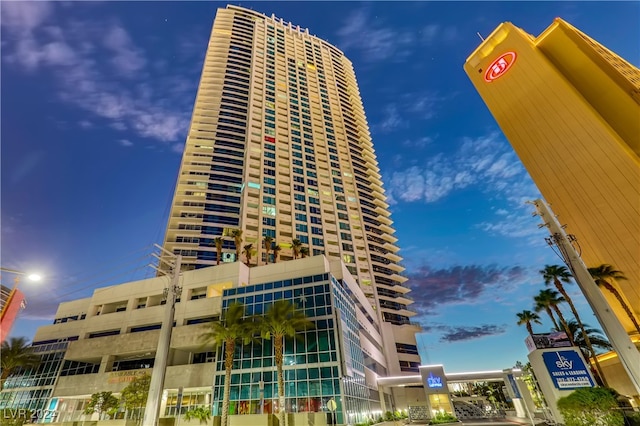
[427,372,444,389]
[542,350,595,390]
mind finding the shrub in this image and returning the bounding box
[557,387,624,426]
[184,406,211,424]
[624,411,640,426]
[429,411,458,425]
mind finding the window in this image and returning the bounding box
[262,206,276,216]
[295,213,307,222]
[312,237,324,246]
[295,224,308,233]
[311,227,322,235]
[263,217,276,226]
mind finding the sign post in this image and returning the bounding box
[528,347,595,424]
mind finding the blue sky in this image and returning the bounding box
[2,1,638,372]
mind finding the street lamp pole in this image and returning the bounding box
[531,198,640,395]
[142,246,182,426]
[0,267,42,320]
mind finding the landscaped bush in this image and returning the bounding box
[184,406,211,424]
[429,411,458,424]
[623,411,640,426]
[557,387,624,426]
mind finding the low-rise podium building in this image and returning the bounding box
[0,257,421,424]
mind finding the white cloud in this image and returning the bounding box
[422,24,459,45]
[103,24,146,76]
[337,8,414,62]
[385,130,548,242]
[1,2,193,144]
[376,104,405,132]
[119,139,133,147]
[402,136,433,149]
[1,1,53,35]
[78,120,93,129]
[386,131,540,205]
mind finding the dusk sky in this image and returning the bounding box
[2,1,638,372]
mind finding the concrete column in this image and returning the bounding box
[377,385,387,413]
[99,355,115,373]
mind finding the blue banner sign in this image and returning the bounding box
[542,350,594,390]
[507,374,522,398]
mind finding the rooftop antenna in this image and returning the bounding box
[476,32,485,42]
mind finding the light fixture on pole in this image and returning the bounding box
[1,267,43,341]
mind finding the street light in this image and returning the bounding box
[1,267,43,332]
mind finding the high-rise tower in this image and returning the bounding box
[161,5,420,376]
[464,19,640,334]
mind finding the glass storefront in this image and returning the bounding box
[210,273,378,424]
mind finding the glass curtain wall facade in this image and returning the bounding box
[160,5,419,358]
[210,272,376,425]
[0,339,70,417]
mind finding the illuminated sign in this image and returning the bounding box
[426,372,443,389]
[484,52,517,82]
[542,350,595,390]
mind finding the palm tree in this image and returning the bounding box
[291,239,302,260]
[541,264,606,386]
[533,290,560,331]
[263,236,274,264]
[273,245,282,263]
[242,244,253,267]
[516,310,542,337]
[588,264,640,334]
[534,289,575,346]
[214,237,224,266]
[299,247,309,258]
[258,300,314,426]
[231,229,243,262]
[560,319,613,380]
[200,302,255,426]
[1,337,40,391]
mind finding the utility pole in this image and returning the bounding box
[531,199,640,394]
[143,245,182,426]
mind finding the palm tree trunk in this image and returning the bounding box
[554,278,608,387]
[222,341,235,426]
[526,323,533,337]
[552,306,576,346]
[602,282,640,334]
[275,336,285,426]
[544,308,559,331]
